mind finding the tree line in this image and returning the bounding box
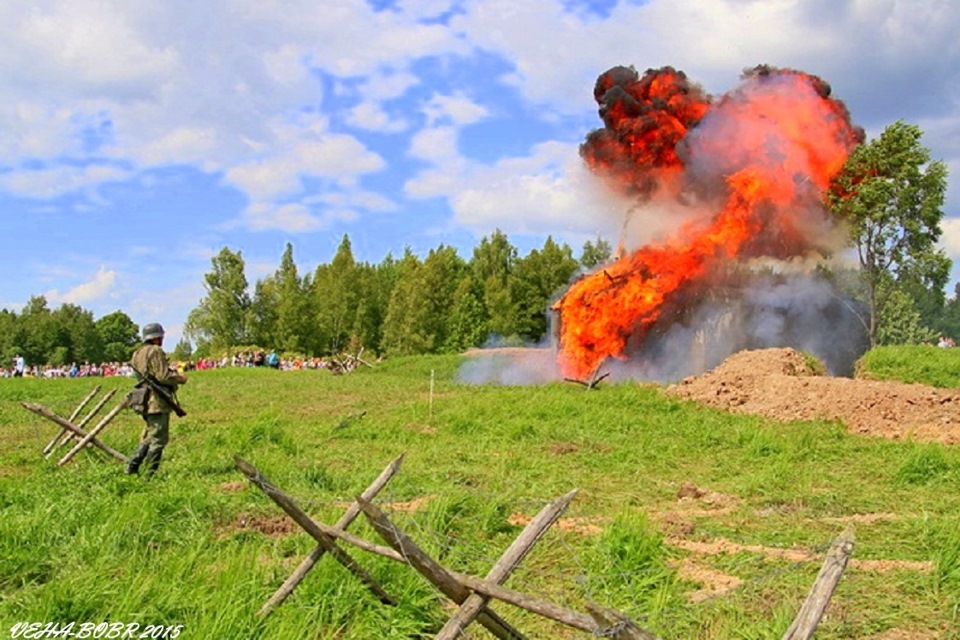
[182,232,613,360]
[0,299,140,368]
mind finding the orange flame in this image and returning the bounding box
[555,65,863,381]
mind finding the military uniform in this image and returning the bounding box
[126,324,185,476]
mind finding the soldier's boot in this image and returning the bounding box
[144,449,164,478]
[125,443,150,475]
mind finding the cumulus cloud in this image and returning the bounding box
[45,266,118,305]
[423,93,490,126]
[223,116,385,203]
[347,102,410,133]
[940,217,960,258]
[234,201,359,234]
[0,163,129,199]
[0,0,461,211]
[406,130,623,239]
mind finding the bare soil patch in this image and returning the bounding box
[666,348,960,444]
[232,513,298,537]
[507,512,607,535]
[216,480,247,493]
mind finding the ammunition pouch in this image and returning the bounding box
[126,385,151,416]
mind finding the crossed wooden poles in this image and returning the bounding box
[21,385,129,467]
[236,455,659,639]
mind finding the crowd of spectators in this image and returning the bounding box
[0,361,136,379]
[1,349,342,379]
[184,350,333,372]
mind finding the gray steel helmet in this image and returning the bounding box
[142,322,165,341]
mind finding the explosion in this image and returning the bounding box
[554,65,864,381]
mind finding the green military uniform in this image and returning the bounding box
[126,326,184,476]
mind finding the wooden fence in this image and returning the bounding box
[236,455,854,640]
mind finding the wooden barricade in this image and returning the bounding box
[236,456,658,639]
[22,385,129,466]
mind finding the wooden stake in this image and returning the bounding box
[22,402,127,463]
[234,456,396,606]
[257,454,404,616]
[429,369,435,422]
[357,496,527,640]
[436,490,578,639]
[782,527,855,640]
[42,386,101,455]
[56,400,127,467]
[49,389,117,456]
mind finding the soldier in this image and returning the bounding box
[126,323,187,476]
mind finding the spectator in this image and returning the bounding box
[13,354,25,377]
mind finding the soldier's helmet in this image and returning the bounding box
[142,322,165,341]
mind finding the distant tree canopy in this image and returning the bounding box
[180,231,589,359]
[0,299,139,368]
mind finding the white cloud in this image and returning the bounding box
[408,126,462,163]
[356,71,421,101]
[246,203,326,233]
[347,102,410,133]
[45,266,118,305]
[132,127,220,169]
[0,164,129,199]
[0,0,463,206]
[940,217,960,258]
[303,189,399,213]
[2,1,178,97]
[423,93,489,126]
[224,123,385,203]
[236,201,358,234]
[406,130,623,238]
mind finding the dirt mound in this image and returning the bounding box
[666,348,960,444]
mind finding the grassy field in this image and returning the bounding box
[857,344,960,388]
[1,351,959,639]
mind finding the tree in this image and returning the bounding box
[579,236,613,269]
[54,303,103,364]
[381,249,424,356]
[510,237,579,341]
[96,310,140,363]
[171,338,194,362]
[273,243,313,354]
[0,309,20,364]
[418,245,467,351]
[247,277,279,350]
[19,296,63,365]
[875,283,936,345]
[351,262,388,354]
[446,277,488,352]
[185,247,251,352]
[933,283,960,342]
[313,235,359,353]
[471,229,517,339]
[828,120,949,346]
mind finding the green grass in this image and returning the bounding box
[857,344,960,388]
[0,352,958,639]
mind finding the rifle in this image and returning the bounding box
[130,364,187,418]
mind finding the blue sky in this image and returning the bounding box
[1,0,959,346]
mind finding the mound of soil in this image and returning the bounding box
[666,348,960,444]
